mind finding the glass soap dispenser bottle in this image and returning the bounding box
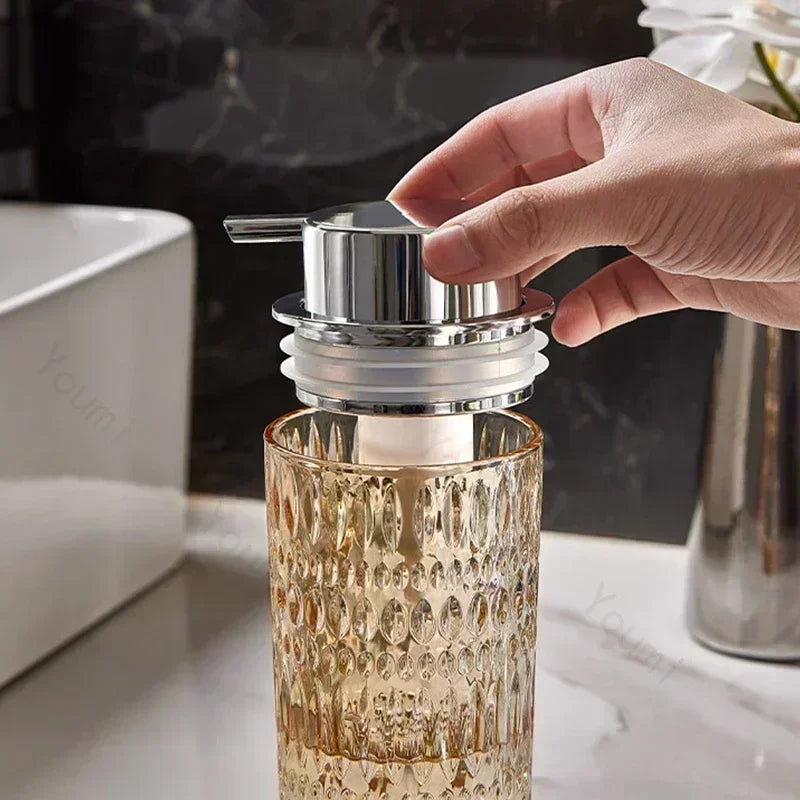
[225,200,553,800]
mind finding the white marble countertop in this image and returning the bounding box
[1,496,798,799]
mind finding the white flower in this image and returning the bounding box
[639,0,800,95]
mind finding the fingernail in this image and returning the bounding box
[424,224,482,277]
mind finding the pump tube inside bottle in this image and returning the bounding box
[356,414,474,466]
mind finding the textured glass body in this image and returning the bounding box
[265,410,543,800]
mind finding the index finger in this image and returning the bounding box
[388,71,605,200]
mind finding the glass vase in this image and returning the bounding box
[265,409,543,800]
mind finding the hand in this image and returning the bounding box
[389,58,800,346]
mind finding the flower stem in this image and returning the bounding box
[754,42,800,121]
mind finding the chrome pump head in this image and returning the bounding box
[224,199,553,416]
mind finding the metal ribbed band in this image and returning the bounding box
[273,288,554,348]
[294,387,535,416]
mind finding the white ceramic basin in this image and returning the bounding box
[0,203,195,686]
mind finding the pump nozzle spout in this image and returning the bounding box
[223,214,306,243]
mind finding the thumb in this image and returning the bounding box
[423,158,654,282]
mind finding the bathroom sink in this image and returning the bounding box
[0,203,195,686]
[0,497,796,799]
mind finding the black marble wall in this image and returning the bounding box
[33,0,721,543]
[1,0,35,197]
